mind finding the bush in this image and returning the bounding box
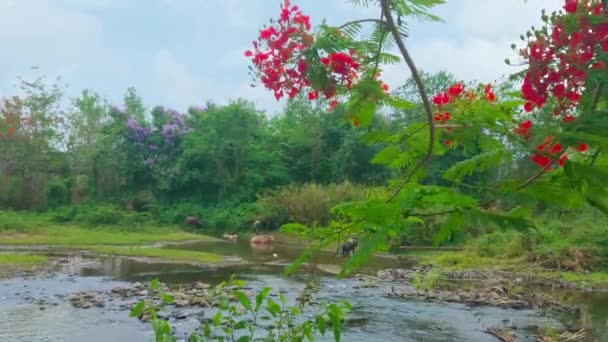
[46,177,71,209]
[474,231,525,258]
[258,182,367,227]
[154,201,260,232]
[130,190,156,212]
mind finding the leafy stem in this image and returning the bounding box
[380,0,436,202]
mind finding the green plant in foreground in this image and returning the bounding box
[411,268,442,291]
[131,277,351,342]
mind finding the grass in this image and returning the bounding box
[0,253,48,265]
[401,250,608,288]
[84,246,224,264]
[0,226,212,246]
[0,210,216,246]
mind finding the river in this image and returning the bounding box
[0,236,606,341]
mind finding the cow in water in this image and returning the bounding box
[340,238,358,257]
[250,218,274,246]
[184,216,202,228]
[223,232,238,241]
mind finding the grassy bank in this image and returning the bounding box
[0,253,48,277]
[84,246,224,264]
[399,249,608,288]
[0,227,211,246]
[0,210,215,246]
[0,253,48,265]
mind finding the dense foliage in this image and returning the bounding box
[244,0,608,276]
[2,0,608,274]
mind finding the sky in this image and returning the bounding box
[0,0,563,115]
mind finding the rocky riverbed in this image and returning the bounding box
[1,243,606,341]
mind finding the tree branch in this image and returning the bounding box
[381,0,435,202]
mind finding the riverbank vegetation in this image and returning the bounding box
[1,0,608,310]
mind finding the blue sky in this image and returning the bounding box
[0,0,562,114]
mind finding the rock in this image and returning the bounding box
[39,306,46,311]
[488,291,502,301]
[111,287,128,294]
[173,311,188,320]
[137,290,148,296]
[174,299,189,308]
[195,282,210,290]
[132,282,143,289]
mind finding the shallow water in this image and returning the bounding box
[0,237,604,341]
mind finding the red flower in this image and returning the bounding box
[566,92,580,102]
[531,154,552,168]
[308,90,318,100]
[321,57,329,65]
[486,92,496,103]
[563,0,578,13]
[244,50,253,57]
[552,84,566,98]
[444,140,451,146]
[328,99,338,111]
[593,61,606,70]
[577,143,588,152]
[549,143,562,155]
[434,114,442,121]
[382,83,389,92]
[563,114,576,123]
[448,83,464,97]
[524,101,534,112]
[352,119,359,127]
[559,154,568,167]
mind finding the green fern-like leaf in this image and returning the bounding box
[443,150,508,182]
[433,211,465,246]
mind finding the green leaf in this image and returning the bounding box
[328,304,344,342]
[160,293,174,304]
[266,298,281,317]
[387,97,416,110]
[150,278,160,290]
[213,311,222,326]
[316,315,327,335]
[234,320,248,330]
[129,301,146,317]
[256,287,272,310]
[233,291,252,310]
[236,336,251,342]
[433,211,465,246]
[443,150,507,182]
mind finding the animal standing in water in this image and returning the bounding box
[184,216,202,228]
[223,232,238,241]
[340,238,358,257]
[250,218,274,245]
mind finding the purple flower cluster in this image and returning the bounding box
[160,109,187,144]
[126,117,150,142]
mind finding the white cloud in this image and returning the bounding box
[376,0,563,89]
[152,49,205,108]
[0,0,105,92]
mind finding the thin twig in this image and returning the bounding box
[381,0,436,203]
[515,158,557,191]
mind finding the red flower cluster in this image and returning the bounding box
[520,0,607,118]
[314,50,361,103]
[431,82,496,147]
[516,0,604,168]
[245,0,313,101]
